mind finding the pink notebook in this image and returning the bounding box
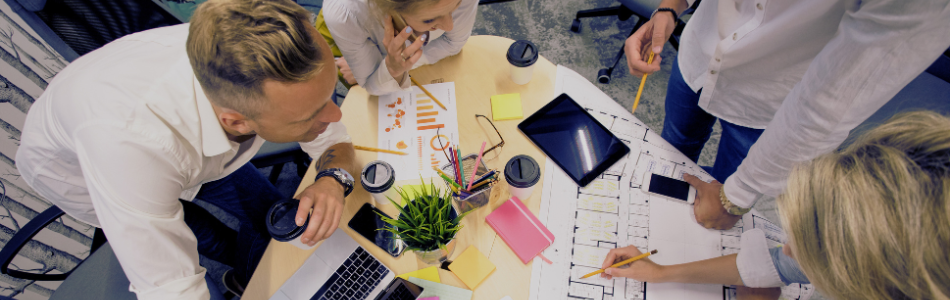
[486,196,555,264]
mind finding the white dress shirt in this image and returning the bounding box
[677,0,950,208]
[15,24,351,300]
[322,0,478,95]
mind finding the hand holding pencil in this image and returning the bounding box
[593,246,660,280]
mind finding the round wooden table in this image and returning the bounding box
[242,35,558,300]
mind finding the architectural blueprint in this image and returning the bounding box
[528,66,814,300]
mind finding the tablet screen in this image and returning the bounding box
[518,94,630,187]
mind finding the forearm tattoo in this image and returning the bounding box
[315,149,336,171]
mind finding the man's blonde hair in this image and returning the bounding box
[187,0,324,119]
[779,111,950,299]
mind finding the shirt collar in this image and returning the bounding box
[194,77,233,157]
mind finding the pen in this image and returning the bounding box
[410,77,447,110]
[580,249,658,279]
[433,167,462,191]
[469,178,494,190]
[354,145,407,155]
[470,170,497,186]
[631,51,655,114]
[467,142,487,190]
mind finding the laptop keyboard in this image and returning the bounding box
[311,247,389,300]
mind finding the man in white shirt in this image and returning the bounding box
[15,0,356,298]
[622,0,950,293]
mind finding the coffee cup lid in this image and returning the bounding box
[505,155,540,188]
[507,40,539,67]
[361,160,395,192]
[266,199,307,242]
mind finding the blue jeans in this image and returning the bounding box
[182,163,284,286]
[660,58,766,183]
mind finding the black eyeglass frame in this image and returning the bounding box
[436,115,506,163]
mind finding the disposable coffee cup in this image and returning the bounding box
[507,40,539,85]
[505,155,540,200]
[265,199,313,250]
[361,160,397,205]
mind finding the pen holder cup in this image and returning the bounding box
[440,154,493,214]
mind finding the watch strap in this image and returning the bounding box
[316,168,354,197]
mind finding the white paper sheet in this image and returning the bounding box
[377,82,459,181]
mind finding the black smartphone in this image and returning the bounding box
[348,203,405,257]
[374,278,424,300]
[642,173,696,203]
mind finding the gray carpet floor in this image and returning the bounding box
[204,0,793,298]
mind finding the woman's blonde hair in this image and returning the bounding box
[368,0,442,18]
[187,0,324,119]
[779,111,950,299]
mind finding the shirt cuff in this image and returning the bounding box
[130,269,211,300]
[735,229,784,288]
[300,122,352,160]
[723,175,763,209]
[376,58,411,91]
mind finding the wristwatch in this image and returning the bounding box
[315,168,354,197]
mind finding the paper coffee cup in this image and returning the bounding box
[361,160,398,205]
[505,155,540,200]
[265,199,314,250]
[507,40,539,85]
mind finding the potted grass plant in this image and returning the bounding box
[378,178,471,264]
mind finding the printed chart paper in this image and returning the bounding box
[377,82,460,181]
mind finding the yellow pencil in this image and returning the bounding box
[354,145,407,155]
[631,51,655,114]
[580,249,658,279]
[410,77,447,111]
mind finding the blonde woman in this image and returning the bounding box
[598,111,950,299]
[317,0,477,95]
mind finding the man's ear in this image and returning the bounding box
[219,110,255,135]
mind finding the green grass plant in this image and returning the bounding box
[377,178,471,252]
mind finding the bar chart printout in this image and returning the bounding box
[377,82,460,181]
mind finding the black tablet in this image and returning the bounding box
[518,93,630,187]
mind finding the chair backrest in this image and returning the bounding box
[5,0,182,61]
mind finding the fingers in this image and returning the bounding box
[403,34,426,60]
[389,26,413,56]
[625,22,662,77]
[295,196,313,227]
[383,16,394,46]
[302,196,326,245]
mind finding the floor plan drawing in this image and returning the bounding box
[528,66,813,300]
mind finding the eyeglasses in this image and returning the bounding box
[475,114,504,158]
[436,115,505,162]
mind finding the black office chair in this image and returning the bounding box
[570,0,696,84]
[251,142,312,184]
[0,183,226,300]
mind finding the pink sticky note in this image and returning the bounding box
[418,297,440,300]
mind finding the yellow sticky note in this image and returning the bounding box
[398,184,437,206]
[490,93,523,121]
[397,266,441,283]
[447,246,495,289]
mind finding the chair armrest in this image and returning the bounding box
[0,206,71,281]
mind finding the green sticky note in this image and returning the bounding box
[490,93,523,121]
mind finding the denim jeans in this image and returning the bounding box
[182,163,285,286]
[660,58,766,183]
[770,247,810,285]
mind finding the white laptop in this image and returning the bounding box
[269,229,396,300]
